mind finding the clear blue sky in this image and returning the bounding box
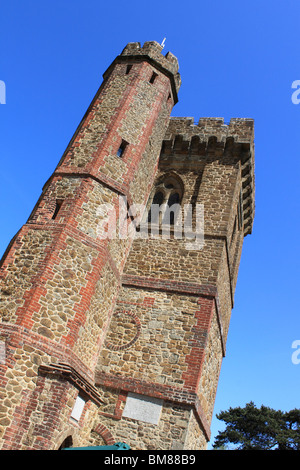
[1,0,300,449]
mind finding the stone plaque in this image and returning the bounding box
[123,392,163,425]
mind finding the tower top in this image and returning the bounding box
[103,41,181,103]
[162,117,255,236]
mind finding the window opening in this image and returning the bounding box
[52,200,63,220]
[230,217,237,246]
[148,191,164,223]
[117,139,128,158]
[126,64,132,75]
[144,175,184,229]
[149,72,158,84]
[237,193,243,230]
[163,192,180,225]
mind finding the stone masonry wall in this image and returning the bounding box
[0,326,99,449]
[95,400,206,450]
[196,304,223,425]
[98,286,202,388]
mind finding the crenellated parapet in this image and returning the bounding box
[161,117,255,236]
[104,41,181,103]
[163,116,254,145]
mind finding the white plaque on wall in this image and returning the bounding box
[123,392,163,425]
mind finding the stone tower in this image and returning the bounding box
[0,42,254,450]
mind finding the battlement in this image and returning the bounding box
[161,117,255,236]
[164,116,254,143]
[103,41,181,103]
[121,41,179,75]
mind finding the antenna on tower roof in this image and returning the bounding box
[161,38,166,48]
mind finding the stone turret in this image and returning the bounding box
[0,41,180,450]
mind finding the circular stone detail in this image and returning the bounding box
[105,311,141,351]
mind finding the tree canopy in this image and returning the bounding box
[212,402,300,450]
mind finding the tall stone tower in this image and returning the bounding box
[0,42,254,450]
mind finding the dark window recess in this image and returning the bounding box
[126,65,132,75]
[149,72,158,84]
[59,435,73,450]
[117,140,128,158]
[237,193,243,229]
[148,191,164,223]
[52,200,63,220]
[163,192,180,225]
[230,217,237,246]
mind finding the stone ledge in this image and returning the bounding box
[0,323,95,384]
[39,363,104,406]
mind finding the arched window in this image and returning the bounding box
[145,174,183,228]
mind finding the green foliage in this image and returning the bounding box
[212,402,300,450]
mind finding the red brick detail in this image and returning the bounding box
[88,64,164,189]
[143,296,155,306]
[93,423,115,445]
[38,363,103,405]
[1,375,73,450]
[122,273,218,296]
[0,220,121,350]
[99,390,127,421]
[57,61,170,203]
[182,297,215,391]
[95,371,211,441]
